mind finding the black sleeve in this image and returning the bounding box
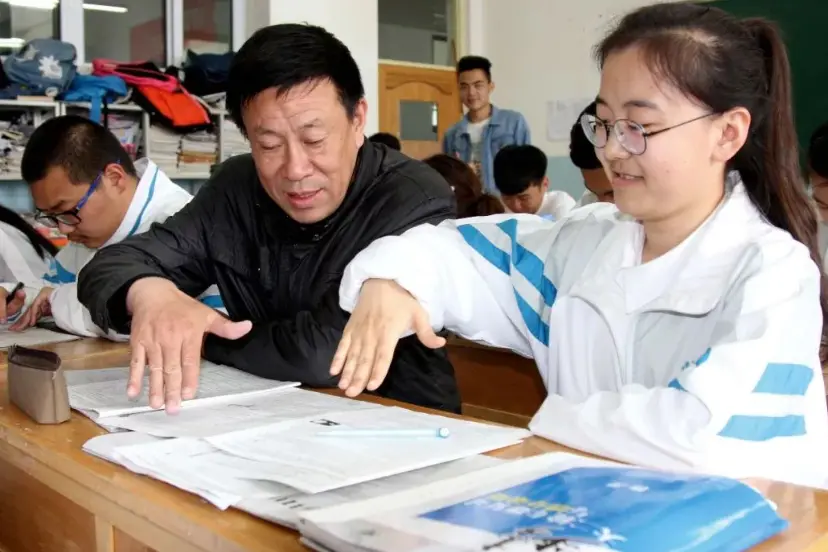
[77,173,229,334]
[202,168,456,387]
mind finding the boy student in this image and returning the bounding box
[368,132,401,151]
[493,144,576,219]
[0,115,223,336]
[442,55,530,193]
[570,101,614,205]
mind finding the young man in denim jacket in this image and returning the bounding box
[442,56,531,194]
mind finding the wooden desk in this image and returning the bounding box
[446,336,545,427]
[0,339,826,552]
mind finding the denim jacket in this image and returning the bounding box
[442,105,531,193]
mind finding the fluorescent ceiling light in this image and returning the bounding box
[83,3,127,13]
[1,0,127,12]
[0,37,24,48]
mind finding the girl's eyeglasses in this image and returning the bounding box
[581,112,714,156]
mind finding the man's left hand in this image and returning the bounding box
[10,286,53,331]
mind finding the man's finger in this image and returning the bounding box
[146,344,165,409]
[161,340,183,414]
[208,317,252,340]
[181,332,202,401]
[128,344,146,398]
[330,331,352,376]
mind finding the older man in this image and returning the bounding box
[78,24,459,414]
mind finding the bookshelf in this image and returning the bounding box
[0,98,248,182]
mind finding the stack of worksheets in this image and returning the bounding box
[73,364,531,527]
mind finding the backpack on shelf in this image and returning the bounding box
[4,39,77,97]
[60,74,128,126]
[182,50,234,97]
[92,59,212,133]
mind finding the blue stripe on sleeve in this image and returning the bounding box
[457,225,510,275]
[718,414,806,441]
[752,363,813,396]
[458,221,553,346]
[496,219,557,307]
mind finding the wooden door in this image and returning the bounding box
[378,62,462,159]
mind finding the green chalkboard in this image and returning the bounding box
[710,0,828,160]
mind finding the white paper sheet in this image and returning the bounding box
[0,327,80,349]
[97,388,382,437]
[86,431,504,525]
[205,406,531,493]
[67,361,300,419]
[237,455,503,528]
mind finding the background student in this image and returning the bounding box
[0,115,222,336]
[368,132,401,151]
[493,144,576,219]
[442,56,531,193]
[808,122,828,270]
[424,154,504,218]
[570,101,614,205]
[331,3,828,488]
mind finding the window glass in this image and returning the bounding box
[0,1,60,55]
[378,0,455,66]
[85,0,166,65]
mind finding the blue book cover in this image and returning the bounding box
[419,467,787,551]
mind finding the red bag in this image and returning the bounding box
[92,59,212,133]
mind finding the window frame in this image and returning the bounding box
[58,0,242,66]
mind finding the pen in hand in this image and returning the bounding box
[5,282,23,306]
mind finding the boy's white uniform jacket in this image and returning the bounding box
[340,180,828,489]
[3,159,224,339]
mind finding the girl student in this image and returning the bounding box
[0,204,57,288]
[330,2,828,488]
[424,154,504,218]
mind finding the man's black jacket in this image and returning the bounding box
[77,142,461,412]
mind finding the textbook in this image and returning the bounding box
[299,452,787,552]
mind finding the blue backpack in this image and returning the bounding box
[3,39,76,97]
[60,74,128,124]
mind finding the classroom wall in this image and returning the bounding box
[267,0,379,136]
[468,0,666,199]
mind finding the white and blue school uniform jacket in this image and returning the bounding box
[340,180,828,488]
[0,221,51,286]
[4,159,224,339]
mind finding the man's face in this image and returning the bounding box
[501,181,547,214]
[31,164,133,249]
[582,168,614,203]
[242,80,367,224]
[458,69,493,113]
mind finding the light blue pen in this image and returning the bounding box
[315,427,451,438]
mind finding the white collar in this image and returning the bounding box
[101,158,161,249]
[570,181,765,315]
